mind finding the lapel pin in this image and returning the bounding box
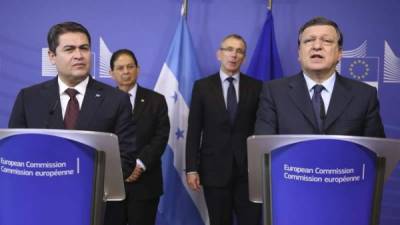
[95,93,101,97]
[141,99,145,102]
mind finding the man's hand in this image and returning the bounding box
[125,164,143,183]
[186,173,201,191]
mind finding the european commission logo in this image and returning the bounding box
[336,40,400,87]
[341,57,379,87]
[41,38,400,85]
[336,41,379,88]
[41,37,113,79]
[383,41,400,83]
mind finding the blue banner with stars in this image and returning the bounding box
[341,57,379,82]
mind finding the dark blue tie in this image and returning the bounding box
[226,77,237,124]
[312,84,325,132]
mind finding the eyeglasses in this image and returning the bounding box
[220,47,245,55]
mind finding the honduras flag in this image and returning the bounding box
[154,15,209,225]
[247,9,283,81]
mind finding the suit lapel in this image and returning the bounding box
[235,73,249,124]
[133,86,146,121]
[42,78,64,129]
[76,78,105,130]
[210,74,229,118]
[288,74,319,130]
[324,75,353,130]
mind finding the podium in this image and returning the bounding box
[0,129,125,225]
[247,135,400,225]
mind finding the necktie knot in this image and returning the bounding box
[226,77,235,84]
[313,84,324,94]
[65,88,79,98]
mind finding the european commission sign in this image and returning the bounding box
[335,40,400,88]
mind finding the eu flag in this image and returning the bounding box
[340,57,379,82]
[247,9,283,81]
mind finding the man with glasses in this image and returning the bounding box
[254,17,385,137]
[186,34,262,225]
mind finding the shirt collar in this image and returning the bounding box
[303,72,336,93]
[128,83,138,97]
[58,76,89,96]
[219,69,240,83]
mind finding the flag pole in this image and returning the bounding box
[181,0,188,17]
[247,0,283,81]
[268,0,272,10]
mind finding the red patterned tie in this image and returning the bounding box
[64,88,79,129]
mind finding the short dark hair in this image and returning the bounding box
[47,21,91,53]
[221,34,247,54]
[298,17,343,49]
[110,49,138,70]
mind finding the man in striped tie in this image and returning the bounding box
[186,34,262,225]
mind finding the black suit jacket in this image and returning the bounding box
[127,85,170,200]
[186,73,262,187]
[255,72,385,137]
[8,77,137,178]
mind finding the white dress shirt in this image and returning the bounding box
[128,84,138,110]
[58,76,89,119]
[303,72,336,114]
[126,84,146,171]
[219,70,240,107]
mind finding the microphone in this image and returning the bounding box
[319,101,326,121]
[319,107,326,134]
[49,99,59,115]
[320,110,326,121]
[45,99,59,128]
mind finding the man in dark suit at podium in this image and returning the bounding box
[255,17,385,137]
[186,34,262,225]
[8,22,136,178]
[105,49,170,225]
